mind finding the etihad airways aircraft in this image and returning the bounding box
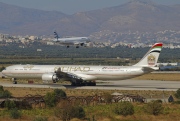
[2,43,163,86]
[53,31,91,48]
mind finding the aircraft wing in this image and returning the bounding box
[71,73,97,81]
[56,70,97,81]
[73,41,81,45]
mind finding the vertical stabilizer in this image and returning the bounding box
[54,31,60,41]
[133,43,163,67]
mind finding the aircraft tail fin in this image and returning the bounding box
[54,31,59,41]
[133,43,163,67]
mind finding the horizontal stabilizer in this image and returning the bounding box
[142,67,158,73]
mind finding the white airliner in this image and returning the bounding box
[2,43,163,86]
[53,31,91,48]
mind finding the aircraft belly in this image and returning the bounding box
[96,75,136,80]
[94,71,144,80]
[8,73,42,79]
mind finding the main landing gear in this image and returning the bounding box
[12,78,17,84]
[71,80,96,86]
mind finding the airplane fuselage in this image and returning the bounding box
[2,43,163,86]
[53,37,90,45]
[2,65,146,81]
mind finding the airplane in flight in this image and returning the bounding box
[53,31,91,48]
[2,43,163,86]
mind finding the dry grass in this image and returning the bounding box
[2,87,175,99]
[84,103,180,121]
[0,87,179,121]
[133,73,180,81]
[0,73,180,120]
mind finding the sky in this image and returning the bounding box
[0,0,180,14]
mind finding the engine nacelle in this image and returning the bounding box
[42,73,58,83]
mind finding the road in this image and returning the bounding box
[0,80,179,91]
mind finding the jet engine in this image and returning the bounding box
[42,73,58,83]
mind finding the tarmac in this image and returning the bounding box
[0,79,180,91]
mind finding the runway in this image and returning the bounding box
[1,80,180,91]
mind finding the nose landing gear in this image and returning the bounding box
[12,78,17,84]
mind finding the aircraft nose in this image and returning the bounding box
[1,70,6,78]
[1,69,5,75]
[1,68,7,74]
[2,69,4,73]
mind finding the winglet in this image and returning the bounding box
[133,43,163,67]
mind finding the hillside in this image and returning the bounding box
[0,0,180,41]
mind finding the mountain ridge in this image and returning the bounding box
[0,0,180,42]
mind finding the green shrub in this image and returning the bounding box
[21,100,32,109]
[4,100,16,110]
[155,99,163,103]
[0,86,12,98]
[54,89,66,98]
[2,90,12,98]
[103,92,113,104]
[114,101,134,116]
[144,100,163,115]
[9,108,21,119]
[33,116,48,121]
[54,102,85,121]
[71,106,86,119]
[174,88,180,99]
[44,89,67,107]
[44,92,56,107]
[0,85,4,91]
[172,101,180,104]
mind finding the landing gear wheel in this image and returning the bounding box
[83,81,96,86]
[92,82,96,86]
[12,78,17,84]
[71,80,96,86]
[71,82,76,86]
